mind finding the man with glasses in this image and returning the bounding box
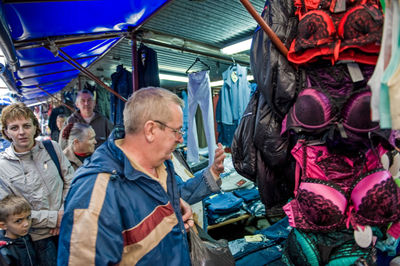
[0,103,74,266]
[58,87,225,265]
[59,90,113,150]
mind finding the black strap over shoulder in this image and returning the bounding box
[43,140,63,180]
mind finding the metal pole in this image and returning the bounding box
[141,39,250,66]
[57,48,127,102]
[36,85,75,112]
[240,0,288,57]
[131,32,139,91]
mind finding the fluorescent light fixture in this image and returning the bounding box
[27,100,47,107]
[221,38,252,55]
[210,75,254,87]
[159,74,188,83]
[0,88,9,95]
[210,80,224,87]
[159,73,254,87]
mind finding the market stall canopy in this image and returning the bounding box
[0,0,170,104]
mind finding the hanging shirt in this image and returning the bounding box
[216,64,251,146]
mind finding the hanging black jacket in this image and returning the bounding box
[137,44,160,89]
[250,0,299,119]
[232,0,301,208]
[110,65,133,125]
[0,231,37,266]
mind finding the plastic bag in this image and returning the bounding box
[189,225,235,266]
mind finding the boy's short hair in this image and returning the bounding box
[0,195,31,222]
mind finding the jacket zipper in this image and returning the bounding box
[23,237,33,266]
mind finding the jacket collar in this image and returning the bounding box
[0,230,29,245]
[2,140,44,161]
[79,126,159,182]
[63,144,82,168]
[72,110,102,123]
[85,126,175,183]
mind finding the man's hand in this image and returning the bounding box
[210,143,225,179]
[180,198,194,231]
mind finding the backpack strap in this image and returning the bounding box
[43,140,63,180]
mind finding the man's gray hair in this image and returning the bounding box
[123,87,184,134]
[75,89,94,103]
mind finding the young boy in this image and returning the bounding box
[0,195,37,266]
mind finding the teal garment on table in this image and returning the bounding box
[380,0,400,129]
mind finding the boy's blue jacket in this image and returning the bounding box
[57,128,217,265]
[0,230,37,266]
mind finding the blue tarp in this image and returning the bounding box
[1,0,169,103]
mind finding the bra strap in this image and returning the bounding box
[368,132,385,169]
[294,140,308,196]
[294,161,301,197]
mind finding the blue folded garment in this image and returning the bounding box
[233,187,260,203]
[207,209,247,225]
[243,200,266,217]
[205,192,243,214]
[229,236,276,260]
[256,216,291,241]
[235,245,283,266]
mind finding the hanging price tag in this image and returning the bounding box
[333,0,346,13]
[354,225,373,248]
[244,234,265,242]
[347,62,364,83]
[231,71,238,83]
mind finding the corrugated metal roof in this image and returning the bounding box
[1,0,266,100]
[143,0,265,46]
[86,0,265,90]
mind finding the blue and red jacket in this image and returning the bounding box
[57,129,192,265]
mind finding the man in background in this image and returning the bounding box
[51,114,66,141]
[59,90,113,150]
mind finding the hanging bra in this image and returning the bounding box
[289,140,386,187]
[287,3,383,65]
[283,140,400,232]
[294,0,373,16]
[281,87,380,140]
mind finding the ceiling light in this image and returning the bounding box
[220,38,252,55]
[159,74,254,87]
[210,80,224,87]
[159,74,188,83]
[27,100,47,107]
[0,88,9,95]
[210,75,254,87]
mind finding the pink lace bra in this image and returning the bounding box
[283,140,400,231]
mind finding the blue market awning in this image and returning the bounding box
[0,0,170,104]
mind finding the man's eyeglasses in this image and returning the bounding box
[153,120,185,137]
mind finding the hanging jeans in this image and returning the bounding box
[187,70,216,165]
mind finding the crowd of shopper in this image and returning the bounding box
[0,87,225,265]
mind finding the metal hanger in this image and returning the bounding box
[185,57,210,74]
